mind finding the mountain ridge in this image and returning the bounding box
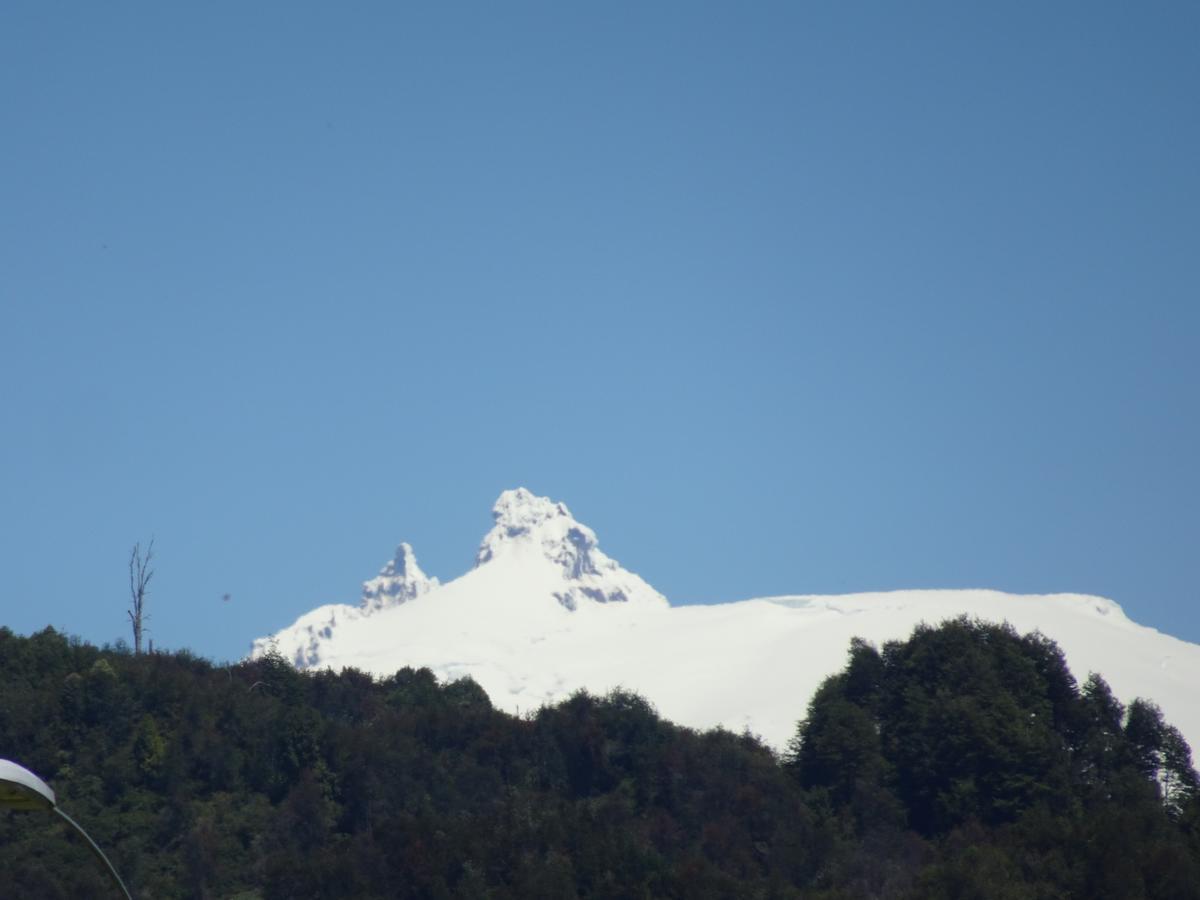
[252,489,1200,752]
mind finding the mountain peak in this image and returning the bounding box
[490,487,571,538]
[475,487,575,564]
[475,488,666,610]
[360,542,438,611]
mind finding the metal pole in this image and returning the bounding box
[53,806,134,900]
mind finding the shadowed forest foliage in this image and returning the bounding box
[1,618,1198,899]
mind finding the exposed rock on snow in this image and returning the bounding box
[361,542,438,612]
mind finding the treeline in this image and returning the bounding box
[0,619,1197,899]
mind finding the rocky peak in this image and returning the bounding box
[476,488,584,565]
[475,488,667,610]
[360,542,438,612]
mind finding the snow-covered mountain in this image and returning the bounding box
[249,489,665,668]
[252,488,1200,753]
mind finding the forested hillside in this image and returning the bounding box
[1,619,1197,899]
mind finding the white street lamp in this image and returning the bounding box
[0,758,133,899]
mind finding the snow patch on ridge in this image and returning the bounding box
[251,542,437,667]
[249,602,363,668]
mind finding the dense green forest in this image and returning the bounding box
[1,619,1198,899]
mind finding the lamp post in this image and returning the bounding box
[0,758,133,899]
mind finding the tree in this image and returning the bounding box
[128,538,154,654]
[1127,698,1200,816]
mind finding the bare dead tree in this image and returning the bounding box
[128,539,154,654]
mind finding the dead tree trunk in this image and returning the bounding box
[128,539,154,654]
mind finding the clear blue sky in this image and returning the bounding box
[2,3,1197,661]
